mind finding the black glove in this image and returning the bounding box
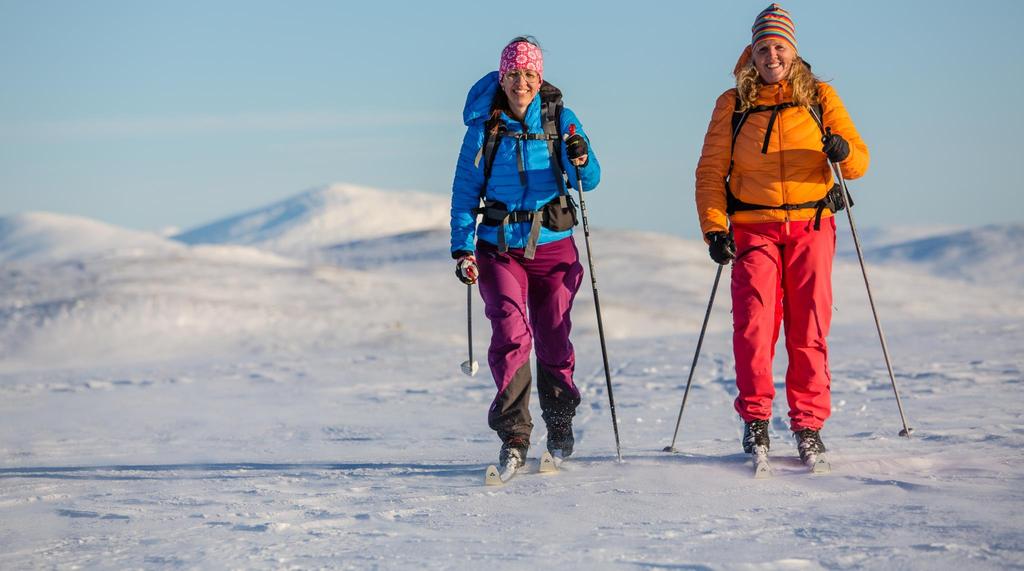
[565,133,588,163]
[706,232,736,265]
[821,130,850,163]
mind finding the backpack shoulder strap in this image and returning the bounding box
[479,117,506,199]
[539,81,570,193]
[730,89,748,156]
[480,82,571,198]
[807,81,825,134]
[809,102,824,134]
[727,90,750,180]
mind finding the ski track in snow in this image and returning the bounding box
[1,206,1023,569]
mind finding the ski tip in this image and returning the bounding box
[752,449,772,479]
[538,451,559,474]
[811,456,831,474]
[484,465,502,486]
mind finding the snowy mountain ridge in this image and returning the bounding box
[172,183,449,255]
[1,193,1021,369]
[856,223,1024,287]
[0,211,183,263]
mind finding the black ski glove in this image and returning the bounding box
[565,133,588,165]
[706,231,736,265]
[821,130,850,163]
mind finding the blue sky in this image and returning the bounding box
[2,0,1022,238]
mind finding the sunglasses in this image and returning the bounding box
[503,70,540,84]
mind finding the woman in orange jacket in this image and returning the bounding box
[694,3,869,467]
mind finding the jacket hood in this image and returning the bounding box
[463,71,500,126]
[733,44,753,77]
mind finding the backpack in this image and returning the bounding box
[473,80,578,259]
[725,89,850,229]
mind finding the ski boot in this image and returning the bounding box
[744,419,772,478]
[742,419,770,454]
[499,436,530,471]
[546,419,574,459]
[794,428,826,463]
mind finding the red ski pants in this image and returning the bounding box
[731,218,836,431]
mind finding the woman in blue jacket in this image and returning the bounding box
[450,36,600,471]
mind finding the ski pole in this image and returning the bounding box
[460,284,479,376]
[571,135,622,462]
[663,262,724,453]
[826,131,912,437]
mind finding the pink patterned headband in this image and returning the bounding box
[499,41,543,83]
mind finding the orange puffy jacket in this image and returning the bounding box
[695,79,869,235]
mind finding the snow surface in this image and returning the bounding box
[1,186,1023,570]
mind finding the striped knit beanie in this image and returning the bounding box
[752,3,797,50]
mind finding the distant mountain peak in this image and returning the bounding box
[172,183,449,254]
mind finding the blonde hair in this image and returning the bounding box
[735,57,820,112]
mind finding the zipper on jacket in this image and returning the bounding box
[518,121,531,245]
[776,88,791,235]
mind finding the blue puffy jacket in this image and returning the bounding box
[450,71,601,255]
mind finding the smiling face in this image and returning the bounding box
[500,69,540,121]
[752,39,796,84]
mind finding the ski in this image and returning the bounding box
[752,445,772,479]
[538,450,560,474]
[805,453,831,474]
[484,456,525,486]
[484,451,564,485]
[484,464,501,485]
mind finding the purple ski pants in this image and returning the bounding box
[475,237,584,442]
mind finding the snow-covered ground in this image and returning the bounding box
[1,186,1022,570]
